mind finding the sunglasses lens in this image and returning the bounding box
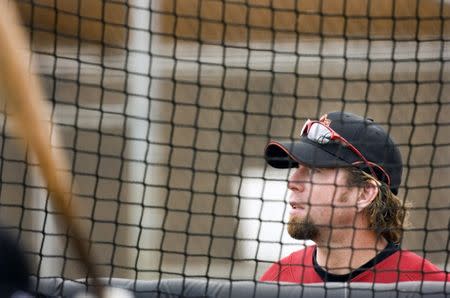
[307,123,332,144]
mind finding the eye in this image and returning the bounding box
[309,168,325,184]
[310,168,322,175]
[303,167,312,176]
[298,166,320,178]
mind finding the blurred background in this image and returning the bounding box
[0,0,448,281]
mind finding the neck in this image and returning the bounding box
[314,227,388,275]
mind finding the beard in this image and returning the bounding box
[287,215,320,240]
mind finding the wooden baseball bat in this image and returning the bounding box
[0,2,104,297]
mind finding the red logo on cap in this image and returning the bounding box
[319,114,331,126]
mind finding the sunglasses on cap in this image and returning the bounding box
[300,119,391,187]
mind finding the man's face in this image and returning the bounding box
[287,165,359,242]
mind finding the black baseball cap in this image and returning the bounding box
[264,111,403,195]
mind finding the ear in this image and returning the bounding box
[356,180,379,212]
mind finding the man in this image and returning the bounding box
[261,111,449,283]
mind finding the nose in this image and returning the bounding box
[288,166,308,192]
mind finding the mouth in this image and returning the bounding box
[289,202,305,210]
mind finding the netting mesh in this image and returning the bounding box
[0,0,448,284]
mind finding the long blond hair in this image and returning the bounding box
[346,167,408,244]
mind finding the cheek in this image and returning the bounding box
[308,206,333,225]
[307,182,340,204]
[330,190,359,225]
[306,188,334,223]
[307,185,356,225]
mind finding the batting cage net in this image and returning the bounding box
[0,0,448,288]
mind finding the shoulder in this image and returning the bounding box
[384,249,449,281]
[395,250,444,271]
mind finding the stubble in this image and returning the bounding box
[287,215,320,240]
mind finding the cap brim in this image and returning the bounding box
[265,138,355,169]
